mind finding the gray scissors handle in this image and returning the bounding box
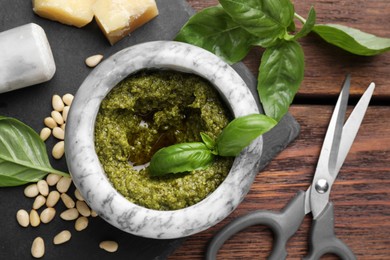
[304,202,356,260]
[206,191,306,260]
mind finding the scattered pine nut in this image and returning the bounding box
[76,200,91,217]
[52,126,65,140]
[62,94,74,106]
[30,209,40,227]
[33,195,46,210]
[61,123,66,131]
[99,240,118,253]
[56,176,72,193]
[75,216,89,231]
[52,141,65,159]
[37,180,49,196]
[53,230,71,245]
[51,110,64,125]
[31,237,45,258]
[40,208,56,224]
[90,210,98,217]
[85,54,103,68]
[52,95,65,112]
[46,190,60,208]
[60,208,79,221]
[44,117,57,129]
[24,184,39,198]
[40,127,51,141]
[61,193,75,209]
[74,189,84,201]
[16,209,30,227]
[46,173,61,186]
[62,106,70,122]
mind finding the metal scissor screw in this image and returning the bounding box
[315,179,329,194]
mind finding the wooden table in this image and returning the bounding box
[169,1,390,259]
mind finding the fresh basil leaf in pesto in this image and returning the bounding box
[313,24,390,56]
[293,7,316,40]
[0,116,69,187]
[200,132,216,151]
[216,114,277,157]
[175,6,258,64]
[149,142,214,176]
[219,0,295,47]
[258,40,304,121]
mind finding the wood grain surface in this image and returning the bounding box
[169,0,390,259]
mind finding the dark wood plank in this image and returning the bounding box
[186,0,390,101]
[169,105,390,259]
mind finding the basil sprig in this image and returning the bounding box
[149,114,277,176]
[0,116,69,187]
[175,0,390,121]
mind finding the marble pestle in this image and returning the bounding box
[0,23,56,93]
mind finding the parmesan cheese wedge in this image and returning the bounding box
[32,0,96,28]
[92,0,159,45]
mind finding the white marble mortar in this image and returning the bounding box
[65,41,263,239]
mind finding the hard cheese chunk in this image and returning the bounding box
[33,0,96,28]
[93,0,159,45]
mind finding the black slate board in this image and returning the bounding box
[0,0,300,259]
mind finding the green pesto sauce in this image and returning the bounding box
[94,70,233,210]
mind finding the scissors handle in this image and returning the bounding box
[304,202,356,260]
[206,191,306,260]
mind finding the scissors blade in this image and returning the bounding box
[309,79,375,219]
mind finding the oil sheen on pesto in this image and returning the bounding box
[94,70,233,210]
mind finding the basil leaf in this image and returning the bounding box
[0,116,68,187]
[200,132,216,151]
[293,7,316,40]
[258,40,304,121]
[219,0,295,47]
[313,24,390,56]
[216,114,277,157]
[175,6,257,64]
[149,142,214,176]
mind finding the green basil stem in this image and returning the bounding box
[294,13,307,24]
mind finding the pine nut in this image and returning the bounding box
[62,106,70,122]
[31,237,45,258]
[76,201,90,217]
[30,209,40,227]
[56,176,72,193]
[24,184,39,198]
[46,173,61,186]
[75,216,89,231]
[61,123,66,131]
[52,141,65,159]
[52,126,65,140]
[85,54,103,68]
[40,208,56,224]
[53,230,71,245]
[44,117,57,129]
[90,210,98,217]
[62,94,74,106]
[99,240,118,253]
[46,190,60,208]
[16,209,30,227]
[74,189,84,201]
[37,180,49,196]
[61,193,75,209]
[51,110,64,125]
[33,195,46,210]
[60,208,79,221]
[52,94,65,112]
[40,127,51,141]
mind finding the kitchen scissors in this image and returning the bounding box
[206,75,375,260]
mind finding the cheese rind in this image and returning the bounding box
[33,0,96,28]
[93,0,159,45]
